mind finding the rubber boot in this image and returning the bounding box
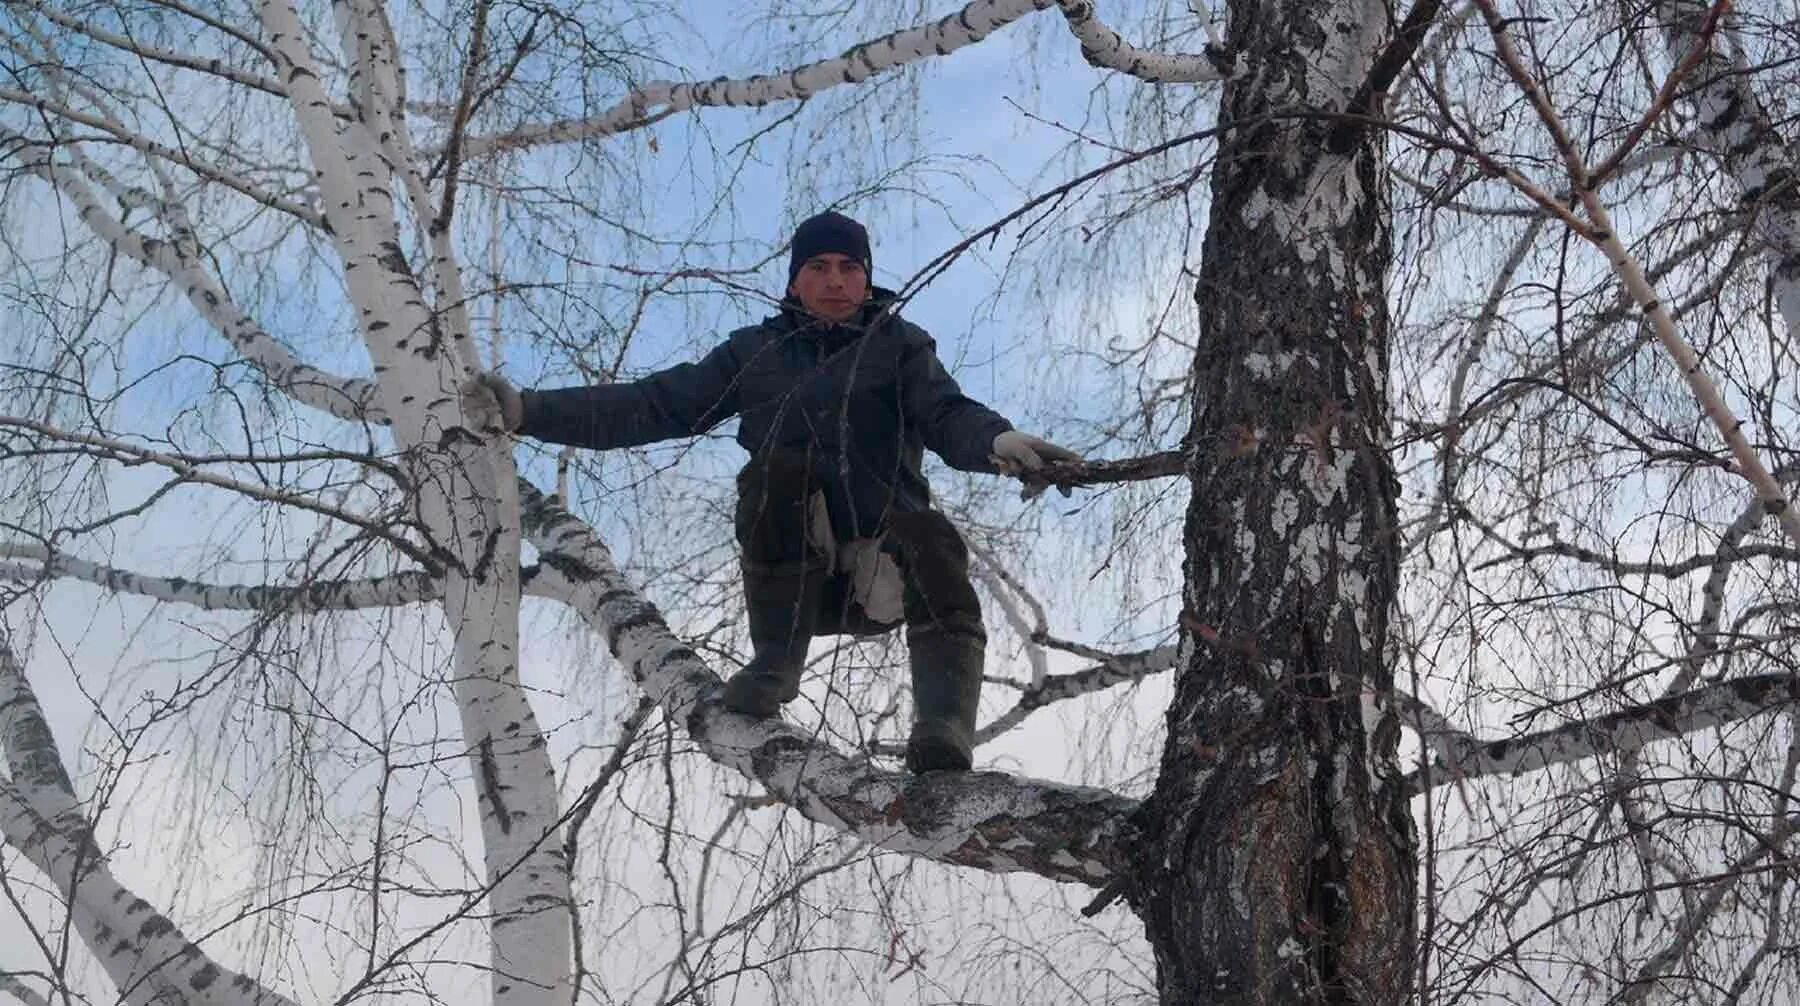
[720,559,825,717]
[903,627,984,774]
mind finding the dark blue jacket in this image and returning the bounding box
[518,292,1014,538]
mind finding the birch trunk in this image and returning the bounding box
[1129,0,1416,1000]
[261,3,569,1003]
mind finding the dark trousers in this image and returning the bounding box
[734,450,985,645]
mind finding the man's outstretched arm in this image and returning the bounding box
[469,339,746,450]
[899,332,1079,479]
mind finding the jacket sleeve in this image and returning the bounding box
[898,329,1014,473]
[517,337,744,450]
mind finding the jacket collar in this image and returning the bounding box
[777,286,901,337]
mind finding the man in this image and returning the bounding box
[468,211,1079,773]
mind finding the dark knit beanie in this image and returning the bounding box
[787,211,872,287]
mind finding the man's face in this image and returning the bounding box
[788,253,869,324]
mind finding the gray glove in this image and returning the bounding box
[461,371,524,434]
[991,430,1081,472]
[991,430,1082,498]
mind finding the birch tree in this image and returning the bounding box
[3,1,1800,1004]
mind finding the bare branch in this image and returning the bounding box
[1057,1,1232,83]
[0,543,468,611]
[1473,0,1800,544]
[973,643,1178,744]
[16,2,295,110]
[1017,449,1186,495]
[0,90,322,225]
[1407,673,1800,793]
[0,132,381,422]
[459,0,1231,158]
[0,418,434,568]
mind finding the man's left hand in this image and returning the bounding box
[991,431,1082,498]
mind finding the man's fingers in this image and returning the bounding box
[1034,440,1083,464]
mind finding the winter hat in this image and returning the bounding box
[787,211,872,287]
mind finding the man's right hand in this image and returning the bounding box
[462,371,524,433]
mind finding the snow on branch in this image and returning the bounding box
[0,634,297,1006]
[1406,672,1800,793]
[461,0,1230,157]
[519,482,1134,888]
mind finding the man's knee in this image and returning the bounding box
[888,510,982,631]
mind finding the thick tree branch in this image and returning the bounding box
[0,974,52,1006]
[1017,449,1186,495]
[0,543,449,610]
[459,0,1231,158]
[1326,0,1448,153]
[1406,673,1800,793]
[268,4,570,999]
[519,481,1135,888]
[1057,0,1232,82]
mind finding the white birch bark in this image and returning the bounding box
[259,3,567,1002]
[0,543,444,610]
[0,545,573,612]
[1405,671,1800,792]
[1058,0,1229,81]
[0,634,295,1006]
[0,974,52,1006]
[1661,0,1800,340]
[461,0,1228,157]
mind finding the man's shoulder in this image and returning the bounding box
[724,315,788,350]
[875,310,933,351]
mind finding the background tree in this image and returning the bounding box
[2,1,1798,1004]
